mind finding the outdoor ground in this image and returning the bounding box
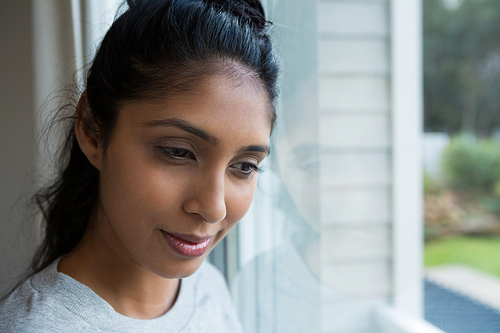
[424,236,500,278]
[424,236,500,332]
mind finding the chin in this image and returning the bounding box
[153,255,207,280]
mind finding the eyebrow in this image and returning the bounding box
[144,118,270,155]
[238,145,270,156]
[144,118,218,145]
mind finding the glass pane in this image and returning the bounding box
[234,0,322,331]
[232,0,403,332]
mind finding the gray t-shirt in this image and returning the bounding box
[0,259,242,332]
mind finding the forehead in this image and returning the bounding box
[116,74,273,141]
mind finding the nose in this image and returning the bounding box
[183,170,227,224]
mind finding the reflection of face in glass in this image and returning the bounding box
[75,74,272,279]
[273,74,321,233]
[275,126,321,231]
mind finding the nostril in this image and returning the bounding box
[182,191,227,224]
[203,208,226,225]
[196,196,226,224]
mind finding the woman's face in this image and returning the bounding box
[93,74,271,278]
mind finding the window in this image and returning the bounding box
[226,0,435,332]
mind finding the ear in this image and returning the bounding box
[75,91,103,170]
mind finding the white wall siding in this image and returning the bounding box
[319,77,390,111]
[321,226,391,262]
[320,152,391,187]
[318,0,392,300]
[322,260,392,298]
[320,115,390,149]
[318,2,388,36]
[321,188,391,225]
[319,40,389,74]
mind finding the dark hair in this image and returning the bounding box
[30,0,279,274]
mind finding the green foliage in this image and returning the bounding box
[479,196,500,215]
[423,171,442,194]
[494,181,500,197]
[424,236,500,278]
[441,135,500,192]
[424,0,500,135]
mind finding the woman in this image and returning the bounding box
[0,0,279,331]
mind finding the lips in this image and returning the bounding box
[161,231,212,257]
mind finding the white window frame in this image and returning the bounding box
[391,0,424,317]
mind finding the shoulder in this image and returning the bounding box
[0,262,94,332]
[0,277,69,332]
[0,279,37,331]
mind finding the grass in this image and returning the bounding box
[424,236,500,278]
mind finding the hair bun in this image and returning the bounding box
[206,0,269,32]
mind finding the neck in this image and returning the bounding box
[58,215,180,319]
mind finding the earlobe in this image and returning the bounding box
[75,91,103,170]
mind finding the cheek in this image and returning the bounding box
[98,149,184,232]
[225,178,258,226]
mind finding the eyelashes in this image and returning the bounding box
[230,162,263,175]
[159,147,196,160]
[156,146,261,178]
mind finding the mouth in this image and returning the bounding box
[161,230,213,257]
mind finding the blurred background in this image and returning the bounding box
[423,0,500,331]
[2,0,500,332]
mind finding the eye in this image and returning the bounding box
[158,147,196,160]
[230,162,262,178]
[296,159,320,176]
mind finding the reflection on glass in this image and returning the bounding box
[232,0,391,332]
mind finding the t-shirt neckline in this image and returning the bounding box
[30,258,195,332]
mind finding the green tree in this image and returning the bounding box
[424,0,500,136]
